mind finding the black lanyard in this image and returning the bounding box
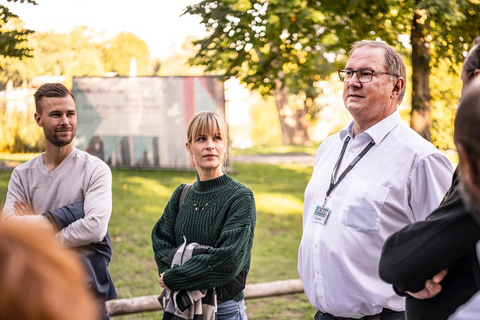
[323,136,376,206]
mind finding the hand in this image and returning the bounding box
[14,201,36,216]
[159,273,171,292]
[406,269,448,299]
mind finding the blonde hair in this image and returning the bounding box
[0,222,100,320]
[186,111,228,168]
[186,111,227,145]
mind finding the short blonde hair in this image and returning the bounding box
[186,111,228,145]
[0,222,100,320]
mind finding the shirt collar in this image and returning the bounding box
[340,111,401,145]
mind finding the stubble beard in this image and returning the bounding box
[44,126,76,147]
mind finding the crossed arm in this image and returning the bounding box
[379,179,480,299]
[13,200,85,230]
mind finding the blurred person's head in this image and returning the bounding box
[454,77,480,221]
[461,39,480,97]
[0,222,100,320]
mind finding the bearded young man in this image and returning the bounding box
[2,83,116,320]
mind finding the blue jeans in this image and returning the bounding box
[217,299,248,320]
[314,310,405,320]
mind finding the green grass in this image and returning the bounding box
[0,152,40,167]
[230,145,318,156]
[0,161,316,320]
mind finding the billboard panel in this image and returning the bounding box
[72,76,225,169]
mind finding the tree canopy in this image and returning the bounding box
[0,0,37,59]
[185,0,480,142]
[102,32,151,76]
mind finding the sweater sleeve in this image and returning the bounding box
[379,183,480,293]
[163,189,256,292]
[44,202,85,230]
[57,162,112,247]
[151,185,185,276]
[2,169,51,228]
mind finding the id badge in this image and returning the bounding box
[313,205,330,224]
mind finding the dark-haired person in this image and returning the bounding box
[2,83,117,320]
[448,76,480,320]
[298,40,453,320]
[380,38,480,320]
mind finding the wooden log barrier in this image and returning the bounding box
[107,279,304,316]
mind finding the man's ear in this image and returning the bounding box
[392,78,405,97]
[474,69,480,78]
[34,112,42,127]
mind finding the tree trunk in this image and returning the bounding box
[410,6,431,141]
[274,80,310,145]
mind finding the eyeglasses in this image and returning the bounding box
[338,69,398,83]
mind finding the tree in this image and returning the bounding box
[102,32,151,76]
[0,27,106,88]
[0,0,37,59]
[185,0,479,143]
[316,0,479,140]
[159,36,206,76]
[184,0,341,144]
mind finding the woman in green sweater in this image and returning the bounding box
[152,111,256,320]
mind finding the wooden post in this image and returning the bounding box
[107,279,304,316]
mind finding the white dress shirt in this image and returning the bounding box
[298,111,453,318]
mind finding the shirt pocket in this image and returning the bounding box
[338,180,389,233]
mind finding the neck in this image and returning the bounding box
[43,143,74,170]
[352,109,396,137]
[353,122,377,137]
[197,168,224,181]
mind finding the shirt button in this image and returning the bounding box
[316,269,320,273]
[319,295,323,299]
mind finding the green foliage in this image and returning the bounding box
[159,36,206,76]
[0,27,152,88]
[0,109,44,153]
[0,0,37,59]
[184,0,479,144]
[0,26,107,88]
[430,59,461,150]
[249,94,282,146]
[102,32,151,76]
[185,0,340,98]
[306,0,479,65]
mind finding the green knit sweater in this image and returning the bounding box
[152,174,256,301]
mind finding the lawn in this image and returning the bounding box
[0,159,316,319]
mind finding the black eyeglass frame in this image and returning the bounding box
[338,69,398,83]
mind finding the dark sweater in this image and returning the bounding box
[45,202,117,301]
[152,174,256,301]
[379,173,480,320]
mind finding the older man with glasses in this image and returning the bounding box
[298,40,454,320]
